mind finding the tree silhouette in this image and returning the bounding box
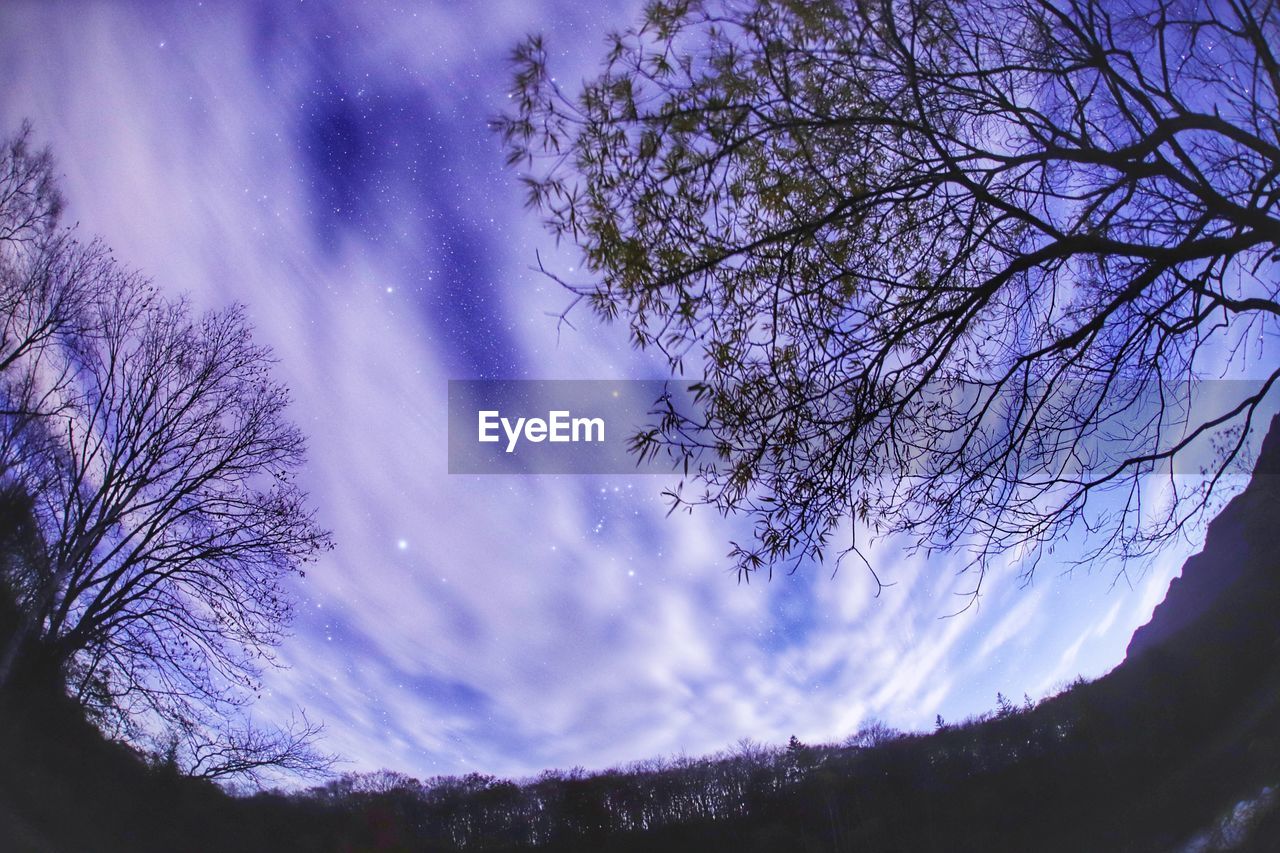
[497,0,1280,587]
[0,125,334,782]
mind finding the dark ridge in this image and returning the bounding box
[1127,412,1280,662]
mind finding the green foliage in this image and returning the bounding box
[496,0,1280,584]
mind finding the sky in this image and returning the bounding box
[0,1,1235,783]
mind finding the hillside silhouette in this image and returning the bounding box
[4,417,1280,850]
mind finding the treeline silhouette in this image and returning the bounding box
[3,611,1278,851]
[276,627,1280,853]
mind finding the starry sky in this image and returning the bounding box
[0,1,1229,782]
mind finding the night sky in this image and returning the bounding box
[0,2,1211,782]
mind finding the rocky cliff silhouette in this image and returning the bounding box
[1126,412,1280,662]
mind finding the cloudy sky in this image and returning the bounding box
[0,1,1225,782]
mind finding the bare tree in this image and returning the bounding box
[183,713,334,784]
[0,121,86,375]
[0,125,111,490]
[0,125,334,782]
[497,0,1280,590]
[1,124,105,683]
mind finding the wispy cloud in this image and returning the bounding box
[0,0,1208,782]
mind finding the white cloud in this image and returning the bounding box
[0,0,1216,784]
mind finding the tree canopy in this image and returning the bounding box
[498,0,1280,588]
